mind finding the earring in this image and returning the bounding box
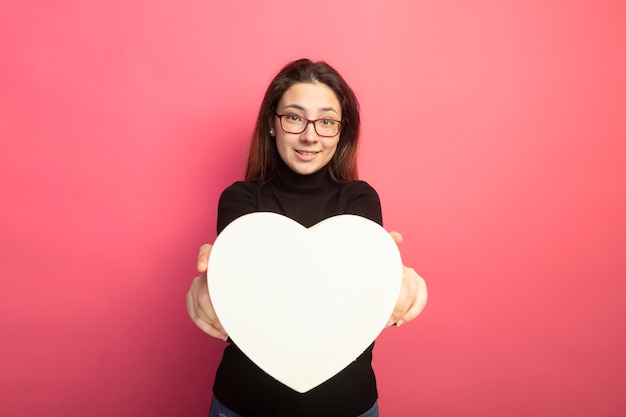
[269,129,275,136]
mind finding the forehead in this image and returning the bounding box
[278,82,341,113]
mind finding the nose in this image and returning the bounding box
[301,121,318,142]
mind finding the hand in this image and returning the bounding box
[186,244,229,340]
[386,232,428,327]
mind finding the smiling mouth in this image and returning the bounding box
[295,150,320,156]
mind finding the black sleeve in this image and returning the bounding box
[343,181,384,226]
[216,182,258,234]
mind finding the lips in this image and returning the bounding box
[294,149,321,162]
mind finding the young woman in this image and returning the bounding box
[187,59,427,417]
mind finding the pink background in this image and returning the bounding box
[2,1,625,416]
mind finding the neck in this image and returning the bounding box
[272,155,333,193]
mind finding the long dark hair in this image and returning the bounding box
[245,59,361,182]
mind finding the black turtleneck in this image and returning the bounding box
[213,157,383,417]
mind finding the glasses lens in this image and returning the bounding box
[314,119,340,137]
[281,114,307,134]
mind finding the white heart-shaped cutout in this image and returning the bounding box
[207,212,402,393]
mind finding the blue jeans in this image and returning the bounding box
[208,397,379,417]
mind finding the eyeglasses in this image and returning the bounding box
[274,112,343,137]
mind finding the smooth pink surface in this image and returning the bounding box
[1,1,625,416]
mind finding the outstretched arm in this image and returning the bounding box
[386,232,428,327]
[186,244,228,340]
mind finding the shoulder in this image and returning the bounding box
[340,180,381,201]
[339,180,383,225]
[217,181,259,233]
[219,181,257,203]
[221,180,257,194]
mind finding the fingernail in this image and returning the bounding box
[397,320,405,327]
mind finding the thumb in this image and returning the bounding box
[389,231,403,245]
[197,244,213,273]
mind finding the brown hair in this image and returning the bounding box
[245,59,361,182]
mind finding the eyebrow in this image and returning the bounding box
[281,104,340,116]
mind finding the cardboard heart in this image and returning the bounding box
[207,212,402,393]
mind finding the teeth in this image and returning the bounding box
[297,150,317,155]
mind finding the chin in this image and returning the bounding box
[291,164,321,175]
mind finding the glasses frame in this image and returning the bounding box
[274,112,343,138]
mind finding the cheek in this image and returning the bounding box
[275,134,288,149]
[275,135,294,159]
[327,141,339,157]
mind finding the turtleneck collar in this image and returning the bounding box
[271,152,334,194]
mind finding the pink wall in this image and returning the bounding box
[2,1,625,416]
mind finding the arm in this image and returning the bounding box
[186,182,257,339]
[186,244,228,340]
[345,182,428,327]
[386,232,428,327]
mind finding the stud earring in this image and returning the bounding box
[269,129,275,136]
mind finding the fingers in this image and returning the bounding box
[399,273,428,325]
[186,287,224,338]
[197,243,213,273]
[386,266,413,327]
[190,243,227,340]
[186,275,228,340]
[387,266,427,328]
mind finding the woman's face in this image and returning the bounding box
[273,82,342,176]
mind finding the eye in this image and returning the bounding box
[321,118,337,126]
[285,114,303,123]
